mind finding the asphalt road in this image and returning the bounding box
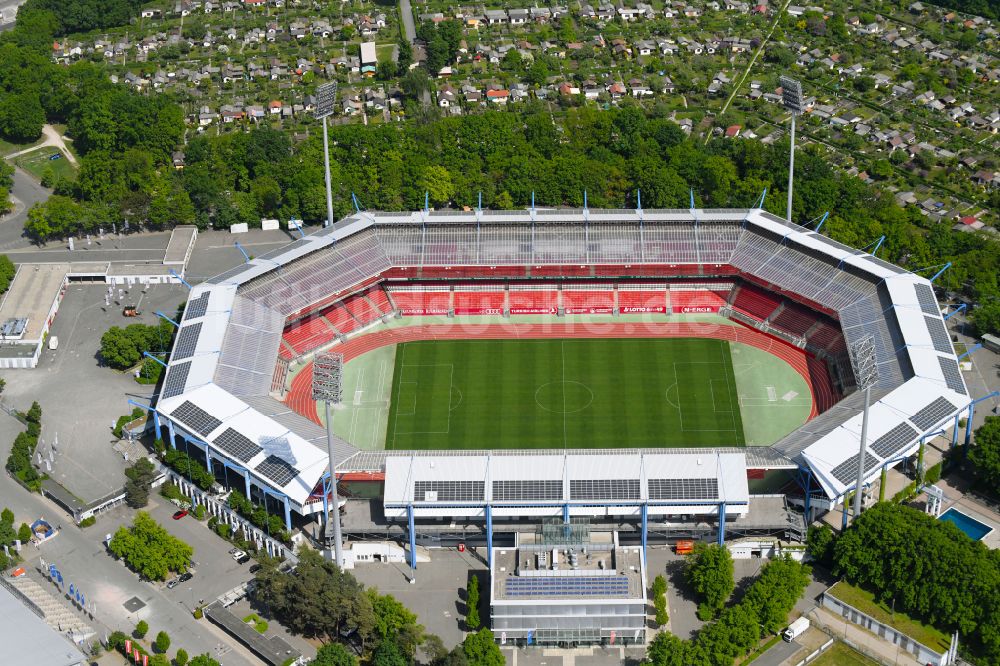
[0,166,48,251]
[399,0,416,42]
[752,637,801,666]
[0,408,256,665]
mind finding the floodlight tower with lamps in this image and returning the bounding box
[314,82,338,228]
[780,76,805,223]
[848,335,879,521]
[312,352,345,567]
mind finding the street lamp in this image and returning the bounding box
[312,352,345,567]
[314,82,338,228]
[780,75,805,223]
[849,335,879,521]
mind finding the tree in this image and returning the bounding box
[153,630,170,653]
[806,524,836,565]
[972,300,1000,337]
[175,649,188,666]
[652,574,669,626]
[462,629,503,666]
[188,656,221,666]
[100,326,142,369]
[17,523,31,544]
[686,543,735,619]
[311,643,357,666]
[134,620,148,639]
[125,457,156,508]
[419,165,455,207]
[465,574,480,630]
[109,512,193,581]
[1,508,13,525]
[0,92,45,143]
[970,417,1000,488]
[371,639,406,666]
[25,401,41,425]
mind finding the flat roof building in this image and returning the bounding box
[490,540,647,646]
[0,582,87,666]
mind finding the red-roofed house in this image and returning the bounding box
[725,125,741,138]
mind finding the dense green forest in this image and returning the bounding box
[3,9,1000,335]
[18,0,144,36]
[829,503,1000,664]
[925,0,998,20]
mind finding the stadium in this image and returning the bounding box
[149,205,971,565]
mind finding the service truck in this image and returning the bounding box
[782,617,810,642]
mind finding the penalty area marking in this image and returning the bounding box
[391,363,455,436]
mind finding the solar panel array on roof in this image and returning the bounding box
[831,452,881,485]
[161,361,192,399]
[414,480,484,502]
[910,396,958,431]
[172,322,203,361]
[492,479,563,502]
[647,478,719,501]
[864,256,906,275]
[256,455,298,487]
[570,479,640,500]
[938,356,967,395]
[869,422,919,459]
[914,284,939,316]
[184,292,210,320]
[171,400,222,437]
[924,316,953,354]
[213,427,263,463]
[504,576,630,598]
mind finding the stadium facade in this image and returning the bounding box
[148,207,971,544]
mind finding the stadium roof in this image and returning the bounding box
[0,584,87,666]
[155,207,969,505]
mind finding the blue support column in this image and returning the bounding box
[563,503,569,524]
[641,504,648,556]
[407,505,417,572]
[486,505,494,570]
[153,410,163,443]
[243,469,251,498]
[841,495,849,530]
[952,413,961,448]
[965,404,975,446]
[283,495,291,532]
[717,503,726,545]
[321,475,330,526]
[803,473,812,523]
[166,418,176,450]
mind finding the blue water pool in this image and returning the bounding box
[939,508,992,541]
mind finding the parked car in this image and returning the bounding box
[236,553,251,564]
[231,550,247,562]
[228,548,241,556]
[172,510,188,520]
[48,153,61,161]
[166,578,179,589]
[179,572,193,583]
[249,564,261,574]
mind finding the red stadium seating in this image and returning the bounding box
[343,293,383,325]
[283,315,338,355]
[366,288,394,315]
[322,303,360,334]
[769,304,816,337]
[670,289,729,314]
[617,287,667,314]
[731,284,782,320]
[508,288,558,314]
[561,289,614,314]
[453,289,506,315]
[387,289,451,315]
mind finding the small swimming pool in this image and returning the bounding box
[939,508,993,541]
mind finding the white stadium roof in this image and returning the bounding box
[154,207,969,509]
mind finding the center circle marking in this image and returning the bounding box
[534,381,594,414]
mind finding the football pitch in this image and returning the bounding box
[384,338,746,450]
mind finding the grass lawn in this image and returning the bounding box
[809,642,879,666]
[384,337,745,450]
[376,42,396,63]
[827,581,951,652]
[12,147,76,182]
[0,135,45,157]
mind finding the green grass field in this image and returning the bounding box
[808,642,879,666]
[11,146,76,182]
[384,338,745,450]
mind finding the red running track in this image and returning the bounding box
[286,321,821,426]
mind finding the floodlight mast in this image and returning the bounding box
[780,76,805,223]
[314,82,338,229]
[848,336,879,520]
[312,352,345,567]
